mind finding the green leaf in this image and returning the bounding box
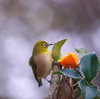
[79,52,100,83]
[51,39,67,61]
[75,47,87,59]
[54,68,82,80]
[93,96,100,99]
[53,71,63,75]
[79,79,99,99]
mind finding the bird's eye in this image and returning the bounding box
[43,43,47,47]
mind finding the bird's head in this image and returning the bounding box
[33,41,53,55]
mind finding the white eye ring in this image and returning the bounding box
[43,43,47,47]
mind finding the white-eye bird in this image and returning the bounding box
[29,41,53,87]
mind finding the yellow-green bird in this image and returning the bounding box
[29,41,53,87]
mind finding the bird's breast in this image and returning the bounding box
[34,53,52,78]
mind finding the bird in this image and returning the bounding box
[29,41,53,87]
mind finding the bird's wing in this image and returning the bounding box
[29,56,42,87]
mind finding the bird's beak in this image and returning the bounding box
[47,44,53,47]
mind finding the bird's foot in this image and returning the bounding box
[44,77,51,83]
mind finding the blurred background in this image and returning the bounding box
[0,0,100,99]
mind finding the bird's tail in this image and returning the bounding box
[36,77,42,87]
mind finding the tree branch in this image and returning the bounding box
[44,62,82,99]
[44,62,62,99]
